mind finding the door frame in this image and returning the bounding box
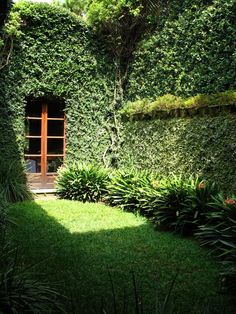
[25,100,66,189]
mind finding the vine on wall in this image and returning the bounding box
[127,0,236,99]
[0,3,115,167]
[0,0,236,186]
[120,114,236,192]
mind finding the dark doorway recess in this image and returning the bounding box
[25,97,66,190]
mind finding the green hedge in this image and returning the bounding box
[0,2,114,165]
[119,114,236,192]
[127,0,236,99]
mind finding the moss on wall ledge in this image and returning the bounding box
[122,103,236,121]
[119,114,236,192]
[121,91,236,121]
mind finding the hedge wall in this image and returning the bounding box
[126,0,236,99]
[0,3,114,165]
[119,113,236,192]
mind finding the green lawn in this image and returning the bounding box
[9,200,232,313]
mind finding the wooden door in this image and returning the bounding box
[25,100,65,190]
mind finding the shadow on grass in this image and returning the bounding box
[9,200,234,314]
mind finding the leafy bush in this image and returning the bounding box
[0,245,64,313]
[175,179,220,235]
[145,176,194,233]
[107,172,221,235]
[195,193,236,293]
[106,169,156,212]
[0,158,32,203]
[121,99,150,117]
[56,163,110,202]
[0,199,7,231]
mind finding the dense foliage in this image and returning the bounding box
[120,114,236,192]
[0,158,32,203]
[1,1,235,187]
[127,0,236,99]
[0,2,114,167]
[106,168,156,211]
[0,250,63,313]
[196,194,236,293]
[56,163,110,202]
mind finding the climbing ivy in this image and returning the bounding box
[0,0,236,191]
[0,2,115,166]
[119,114,236,192]
[126,0,236,99]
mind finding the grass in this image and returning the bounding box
[8,200,233,313]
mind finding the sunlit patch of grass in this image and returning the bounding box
[9,200,233,313]
[43,200,146,233]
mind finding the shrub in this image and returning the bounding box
[0,245,64,313]
[175,179,220,235]
[146,176,194,233]
[0,158,32,203]
[56,163,110,202]
[106,168,158,212]
[195,193,236,293]
[132,176,220,235]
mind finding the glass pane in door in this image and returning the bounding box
[48,101,64,118]
[25,119,41,136]
[25,157,41,173]
[47,139,64,154]
[48,120,64,136]
[25,101,42,117]
[47,157,63,173]
[25,138,41,154]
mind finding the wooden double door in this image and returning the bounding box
[25,100,65,189]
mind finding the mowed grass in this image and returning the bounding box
[9,200,232,313]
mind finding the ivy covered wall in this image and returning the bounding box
[0,3,114,165]
[126,0,236,99]
[0,1,236,191]
[119,113,236,192]
[119,0,236,191]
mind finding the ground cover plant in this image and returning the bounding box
[8,200,234,313]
